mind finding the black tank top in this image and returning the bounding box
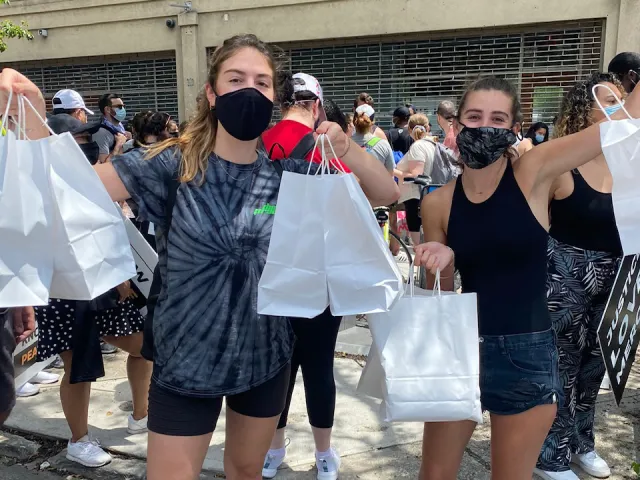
[549,170,622,255]
[448,161,550,336]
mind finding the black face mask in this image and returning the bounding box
[456,124,517,169]
[79,142,100,165]
[213,87,274,141]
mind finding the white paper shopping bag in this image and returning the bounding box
[322,141,403,316]
[594,85,640,256]
[0,94,54,307]
[362,274,482,423]
[258,154,329,318]
[47,130,136,299]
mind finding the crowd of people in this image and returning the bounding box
[0,33,639,480]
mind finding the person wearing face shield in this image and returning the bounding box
[608,51,640,94]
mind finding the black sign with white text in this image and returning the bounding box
[597,254,640,406]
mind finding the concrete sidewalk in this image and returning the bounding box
[5,337,640,479]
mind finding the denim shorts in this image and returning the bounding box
[480,328,562,416]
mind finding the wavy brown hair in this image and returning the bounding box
[146,34,281,183]
[554,72,625,139]
[408,114,430,140]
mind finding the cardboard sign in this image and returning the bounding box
[13,327,54,388]
[121,211,158,317]
[597,254,640,405]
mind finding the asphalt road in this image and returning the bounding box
[0,465,67,479]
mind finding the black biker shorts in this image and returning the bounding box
[148,363,291,437]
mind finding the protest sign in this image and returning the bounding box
[13,327,54,388]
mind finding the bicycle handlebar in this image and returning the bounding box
[403,176,445,188]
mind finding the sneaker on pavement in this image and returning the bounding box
[49,355,65,369]
[30,370,60,385]
[262,447,286,479]
[16,382,40,397]
[66,435,112,468]
[571,451,611,478]
[316,447,341,480]
[100,342,118,355]
[127,414,148,435]
[533,468,580,480]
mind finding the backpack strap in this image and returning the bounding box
[290,132,316,160]
[365,137,383,148]
[271,159,284,178]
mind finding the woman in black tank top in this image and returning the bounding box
[536,74,625,480]
[411,76,640,480]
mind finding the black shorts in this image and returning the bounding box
[403,198,421,233]
[148,363,291,436]
[0,310,15,415]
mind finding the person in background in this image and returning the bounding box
[0,308,35,425]
[262,72,348,171]
[167,119,179,137]
[345,113,355,137]
[436,100,458,153]
[518,121,549,156]
[406,103,416,115]
[352,104,395,173]
[51,89,94,124]
[93,93,127,164]
[512,111,524,150]
[353,92,387,140]
[261,74,349,480]
[386,106,414,159]
[395,113,436,246]
[535,73,626,480]
[29,113,151,468]
[178,120,189,136]
[608,51,640,94]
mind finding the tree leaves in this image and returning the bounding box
[0,0,34,53]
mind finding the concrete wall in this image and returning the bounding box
[2,0,638,117]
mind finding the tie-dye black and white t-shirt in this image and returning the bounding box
[112,148,311,397]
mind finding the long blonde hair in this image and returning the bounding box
[408,114,430,140]
[146,34,279,183]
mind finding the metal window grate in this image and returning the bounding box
[267,20,603,133]
[0,52,179,124]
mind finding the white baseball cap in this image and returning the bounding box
[292,73,324,104]
[52,89,94,115]
[355,104,375,118]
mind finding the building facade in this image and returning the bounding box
[1,0,639,128]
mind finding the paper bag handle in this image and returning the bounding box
[3,93,55,139]
[432,269,442,297]
[592,84,633,122]
[0,89,13,133]
[307,133,348,175]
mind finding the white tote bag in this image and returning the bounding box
[360,272,482,423]
[258,141,330,318]
[47,131,136,299]
[321,140,403,316]
[0,93,54,307]
[594,85,640,256]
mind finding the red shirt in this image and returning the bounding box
[262,120,350,172]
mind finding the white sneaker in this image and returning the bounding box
[66,435,112,468]
[600,374,611,390]
[571,451,611,478]
[316,448,341,480]
[126,414,148,435]
[262,447,286,479]
[30,370,60,385]
[100,342,118,355]
[534,468,580,480]
[16,382,40,397]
